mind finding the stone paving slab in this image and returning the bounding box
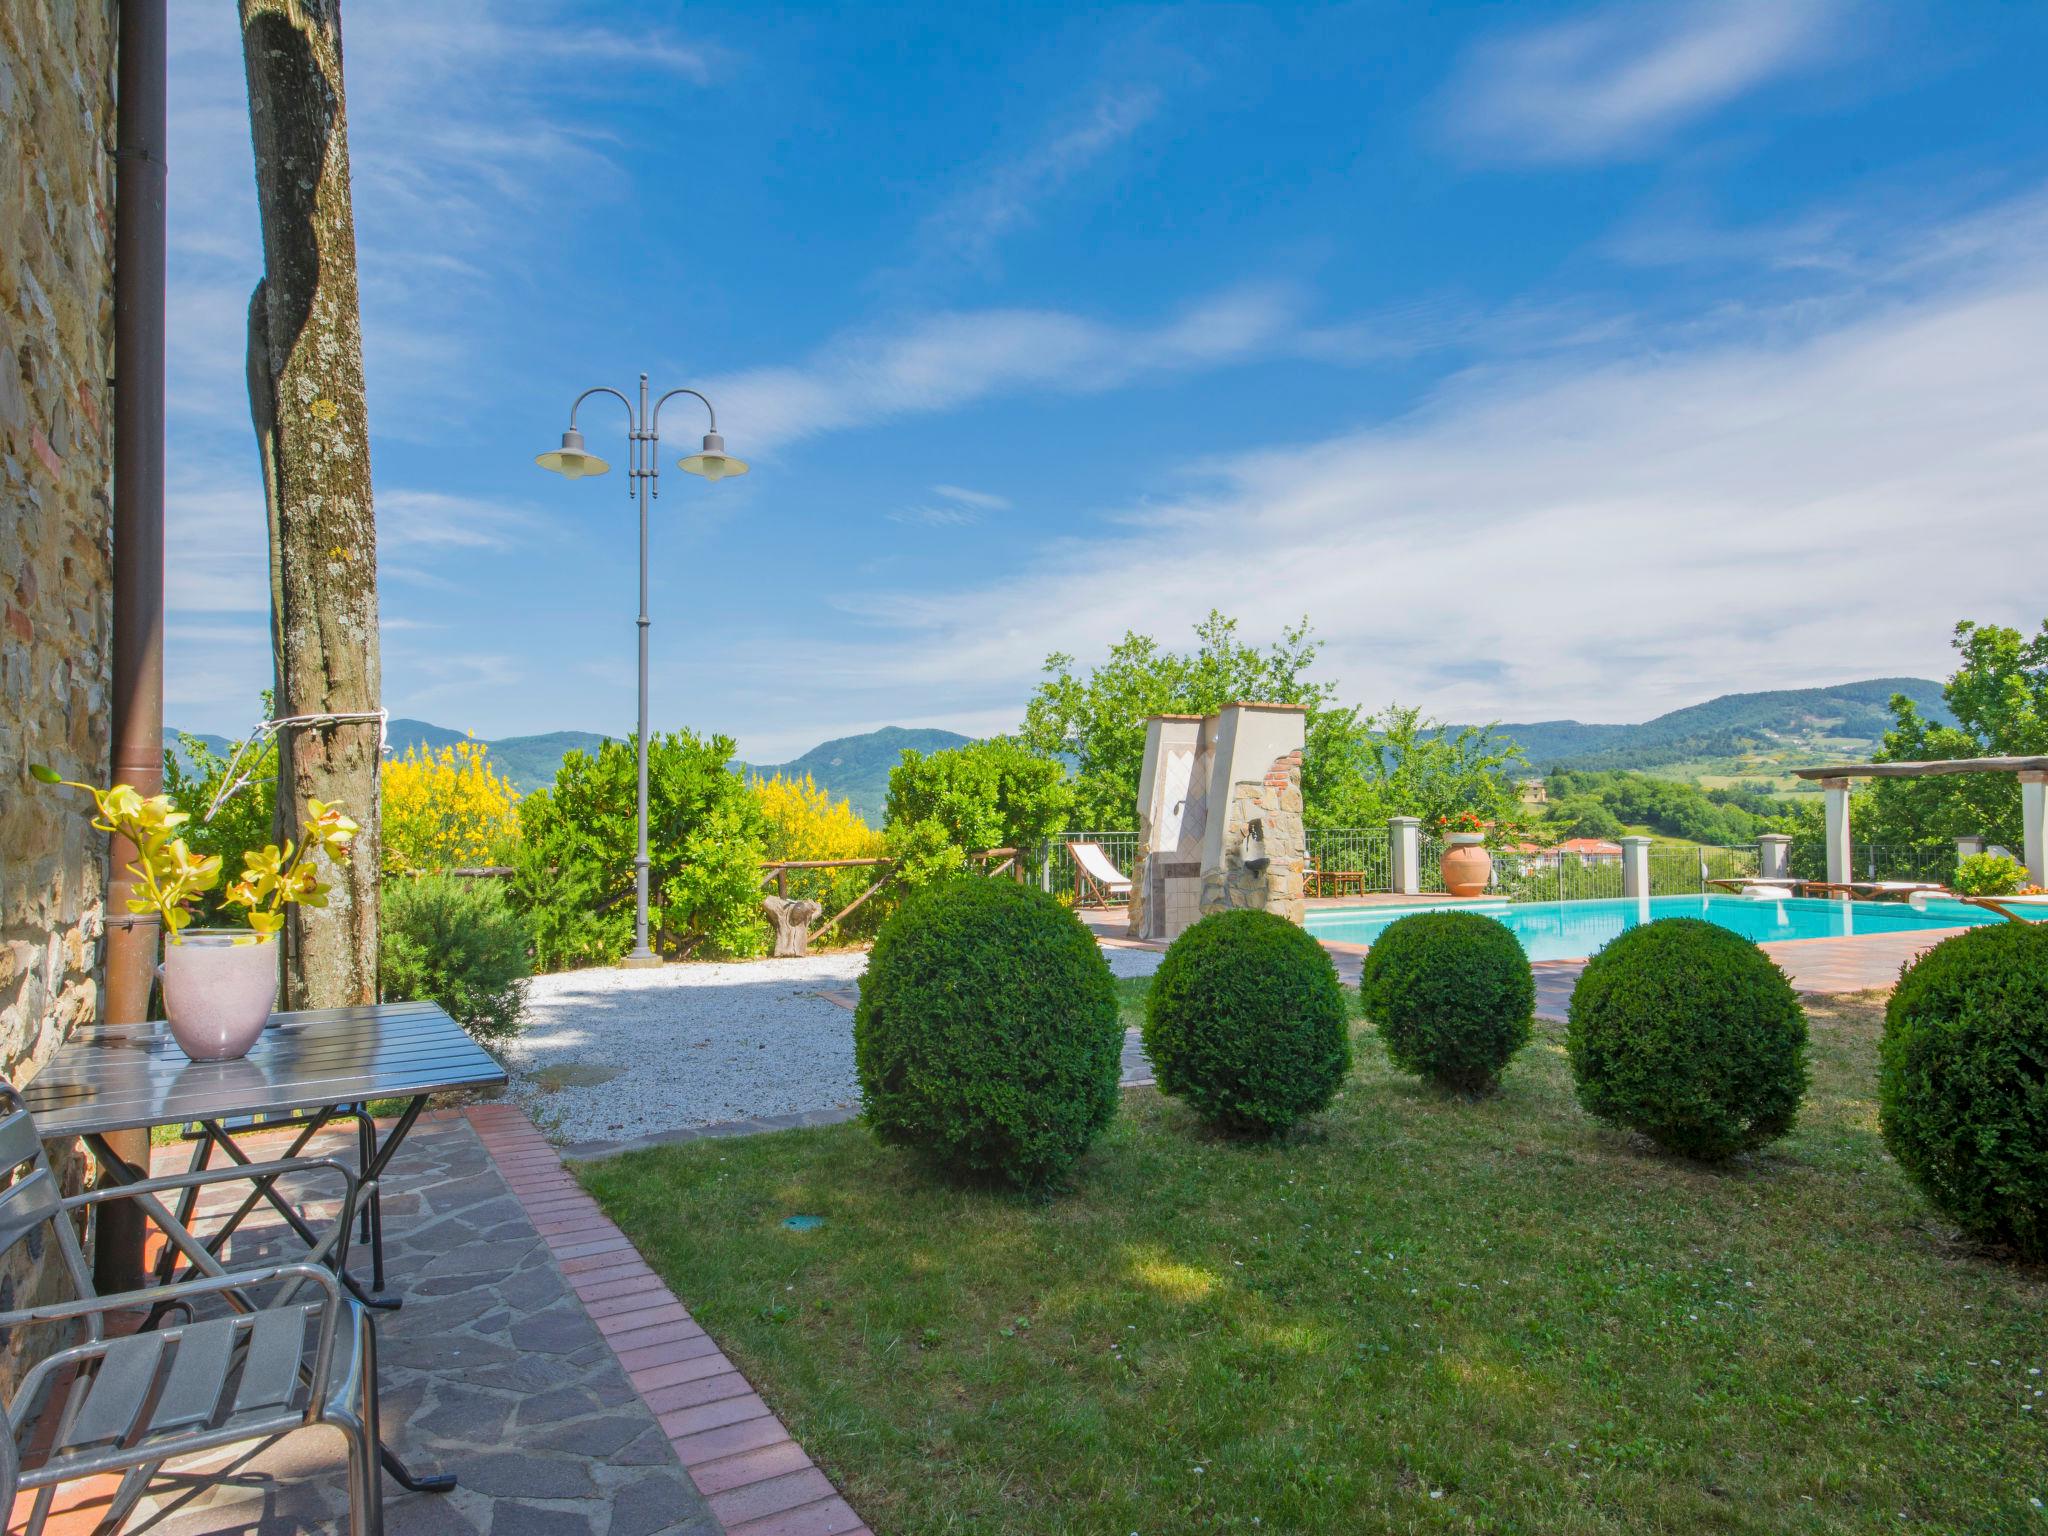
[468,1105,873,1536]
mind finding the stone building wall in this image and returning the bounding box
[0,0,119,1345]
[1199,749,1306,924]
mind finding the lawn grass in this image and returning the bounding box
[581,989,2046,1534]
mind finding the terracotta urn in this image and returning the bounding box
[1439,833,1493,898]
[158,931,277,1062]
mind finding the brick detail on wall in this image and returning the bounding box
[0,0,119,1376]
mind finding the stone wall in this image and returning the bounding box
[0,0,119,1348]
[1199,749,1306,923]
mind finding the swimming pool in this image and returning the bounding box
[1303,894,2001,964]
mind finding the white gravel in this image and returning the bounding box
[504,941,1164,1146]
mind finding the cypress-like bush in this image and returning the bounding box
[1881,923,2048,1257]
[854,877,1121,1190]
[380,873,531,1042]
[1357,910,1534,1094]
[1566,918,1806,1161]
[1143,909,1351,1136]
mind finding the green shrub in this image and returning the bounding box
[381,873,531,1042]
[1566,918,1807,1161]
[1952,852,2029,898]
[1881,923,2048,1257]
[1144,909,1351,1135]
[1358,911,1534,1094]
[512,729,768,969]
[854,877,1121,1190]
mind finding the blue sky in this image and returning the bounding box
[166,1,2048,761]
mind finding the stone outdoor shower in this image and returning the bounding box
[1129,703,1307,942]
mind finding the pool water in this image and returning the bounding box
[1303,894,2002,964]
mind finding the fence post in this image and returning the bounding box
[1388,816,1421,896]
[1756,834,1791,881]
[1954,833,1985,865]
[1620,836,1652,899]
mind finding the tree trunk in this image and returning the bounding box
[241,0,381,1010]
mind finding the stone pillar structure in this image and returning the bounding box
[1756,833,1792,881]
[1955,834,1986,863]
[1821,778,1854,886]
[1388,816,1422,896]
[2020,771,2048,889]
[1620,836,1653,899]
[1128,715,1207,940]
[1131,703,1306,942]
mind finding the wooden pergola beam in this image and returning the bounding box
[1792,756,2048,780]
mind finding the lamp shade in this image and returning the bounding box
[677,430,748,482]
[535,427,610,479]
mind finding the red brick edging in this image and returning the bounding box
[465,1103,872,1536]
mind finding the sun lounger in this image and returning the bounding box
[1069,841,1133,908]
[1952,893,2048,923]
[1707,876,1807,896]
[1804,880,1949,901]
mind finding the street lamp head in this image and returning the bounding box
[677,430,748,483]
[535,426,610,479]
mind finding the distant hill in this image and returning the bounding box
[383,719,612,794]
[737,726,974,824]
[168,676,1951,817]
[1483,678,1954,783]
[167,718,970,814]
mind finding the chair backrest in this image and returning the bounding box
[0,1082,96,1312]
[1071,842,1130,886]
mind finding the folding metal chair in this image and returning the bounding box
[0,1082,399,1535]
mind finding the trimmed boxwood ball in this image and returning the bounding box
[854,876,1121,1191]
[1881,923,2048,1258]
[1357,910,1534,1094]
[1566,918,1807,1161]
[1143,908,1351,1136]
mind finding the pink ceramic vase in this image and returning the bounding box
[158,932,278,1061]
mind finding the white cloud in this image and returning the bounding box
[888,485,1012,528]
[931,485,1013,511]
[910,84,1162,273]
[774,191,2048,734]
[377,490,543,551]
[711,283,1301,452]
[1443,0,1852,165]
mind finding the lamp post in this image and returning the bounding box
[536,373,747,966]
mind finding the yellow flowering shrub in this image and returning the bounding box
[752,772,886,862]
[751,773,888,940]
[382,742,519,874]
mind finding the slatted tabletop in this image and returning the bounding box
[22,1001,507,1138]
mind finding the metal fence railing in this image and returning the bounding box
[1046,831,1139,903]
[1306,828,1392,895]
[1787,839,1958,886]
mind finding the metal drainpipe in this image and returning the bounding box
[98,0,169,1292]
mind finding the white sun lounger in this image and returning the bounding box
[1950,893,2048,922]
[1069,841,1133,908]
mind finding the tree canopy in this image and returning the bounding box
[1015,612,1524,832]
[1864,619,2048,850]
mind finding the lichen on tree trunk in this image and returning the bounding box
[241,0,381,1010]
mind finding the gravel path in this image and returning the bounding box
[505,943,1165,1146]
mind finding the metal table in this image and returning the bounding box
[24,1000,505,1498]
[23,1000,507,1308]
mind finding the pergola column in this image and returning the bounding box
[2021,770,2048,888]
[1821,777,1853,886]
